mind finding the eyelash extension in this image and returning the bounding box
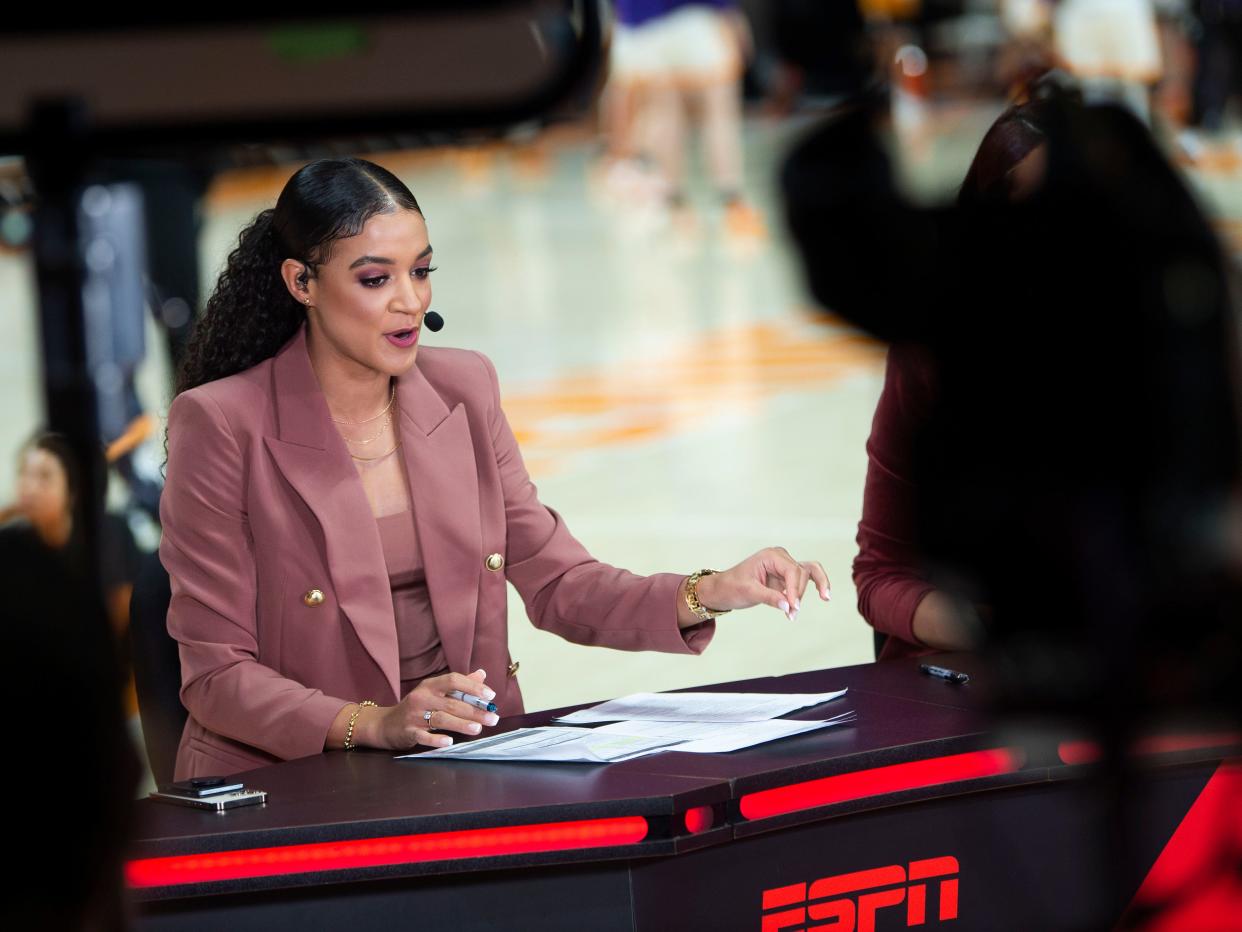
[361,266,438,288]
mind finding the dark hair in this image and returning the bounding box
[174,157,422,395]
[21,430,81,515]
[958,101,1050,207]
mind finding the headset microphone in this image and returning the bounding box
[423,310,444,332]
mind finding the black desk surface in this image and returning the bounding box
[129,652,1235,902]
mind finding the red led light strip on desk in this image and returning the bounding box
[126,816,649,889]
[1058,732,1242,766]
[739,748,1023,821]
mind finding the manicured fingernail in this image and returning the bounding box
[483,688,496,700]
[827,589,833,601]
[439,737,453,747]
[789,608,799,622]
[484,713,499,726]
[793,598,801,612]
[779,599,790,613]
[474,668,487,678]
[469,723,481,734]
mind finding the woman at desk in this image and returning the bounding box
[162,157,830,780]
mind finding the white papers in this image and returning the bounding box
[396,689,855,765]
[395,727,685,764]
[396,709,857,764]
[552,689,848,725]
[594,713,857,754]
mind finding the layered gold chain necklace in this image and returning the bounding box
[330,382,401,461]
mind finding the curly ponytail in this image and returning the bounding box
[174,157,422,396]
[175,208,302,395]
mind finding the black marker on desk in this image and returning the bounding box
[448,689,498,713]
[920,664,970,685]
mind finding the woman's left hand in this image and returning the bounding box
[691,548,831,623]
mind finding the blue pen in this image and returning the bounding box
[920,664,970,685]
[449,689,497,713]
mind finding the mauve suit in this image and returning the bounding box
[161,324,714,780]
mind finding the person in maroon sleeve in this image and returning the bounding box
[854,99,1051,660]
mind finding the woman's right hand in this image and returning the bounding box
[365,669,499,750]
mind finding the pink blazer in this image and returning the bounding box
[160,324,714,780]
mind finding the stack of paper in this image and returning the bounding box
[594,713,857,755]
[397,727,684,764]
[397,690,855,764]
[551,689,849,725]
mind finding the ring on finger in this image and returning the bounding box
[423,709,437,732]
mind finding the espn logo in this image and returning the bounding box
[761,856,959,931]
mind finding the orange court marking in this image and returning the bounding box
[504,317,885,477]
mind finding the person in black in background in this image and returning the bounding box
[1192,0,1242,133]
[0,520,139,930]
[765,0,877,114]
[0,432,142,642]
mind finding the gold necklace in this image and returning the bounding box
[350,438,402,462]
[328,382,396,425]
[338,411,391,445]
[348,401,401,461]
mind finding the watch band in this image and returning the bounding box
[685,568,731,622]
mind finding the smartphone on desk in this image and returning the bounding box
[151,779,267,812]
[163,776,244,797]
[151,787,267,811]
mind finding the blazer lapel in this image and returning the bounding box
[262,326,400,702]
[397,366,481,679]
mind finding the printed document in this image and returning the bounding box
[594,713,857,754]
[397,710,857,764]
[395,727,684,764]
[552,689,848,725]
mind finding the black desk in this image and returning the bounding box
[130,655,1238,931]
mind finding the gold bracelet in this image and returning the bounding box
[685,569,731,623]
[344,700,378,751]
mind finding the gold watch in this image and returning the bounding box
[685,569,731,622]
